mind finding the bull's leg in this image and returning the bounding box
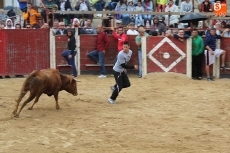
[12,92,27,116]
[53,93,60,110]
[28,93,42,110]
[14,94,36,117]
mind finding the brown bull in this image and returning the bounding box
[12,69,78,117]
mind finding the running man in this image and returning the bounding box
[108,41,138,104]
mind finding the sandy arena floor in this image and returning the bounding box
[0,73,230,153]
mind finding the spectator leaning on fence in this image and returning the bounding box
[87,24,110,78]
[191,29,204,80]
[164,0,179,28]
[126,22,138,35]
[23,2,42,28]
[221,24,230,37]
[204,28,227,81]
[135,27,149,78]
[83,19,97,34]
[55,22,67,35]
[149,16,166,36]
[180,0,193,13]
[198,0,214,12]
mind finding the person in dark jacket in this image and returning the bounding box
[55,0,73,25]
[61,30,78,79]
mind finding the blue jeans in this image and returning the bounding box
[62,50,77,77]
[108,2,117,10]
[143,14,152,25]
[121,14,130,25]
[87,50,106,75]
[135,15,144,26]
[138,50,142,77]
[95,1,105,11]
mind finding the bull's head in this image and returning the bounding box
[65,76,78,96]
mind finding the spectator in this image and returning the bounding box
[115,0,129,25]
[135,1,144,27]
[115,19,122,28]
[71,18,86,35]
[0,24,4,29]
[25,23,32,29]
[61,30,78,79]
[4,19,15,29]
[201,0,213,12]
[221,24,230,37]
[56,0,72,25]
[126,22,138,35]
[74,0,93,19]
[191,29,204,80]
[7,9,16,22]
[149,16,166,36]
[55,22,67,35]
[204,28,227,81]
[87,24,110,78]
[23,2,41,28]
[83,19,97,34]
[94,0,106,17]
[0,9,7,22]
[166,29,190,42]
[15,23,21,29]
[214,22,222,35]
[135,27,149,78]
[107,0,120,11]
[180,0,193,13]
[164,0,179,27]
[52,19,59,35]
[41,23,50,29]
[127,0,136,24]
[142,0,153,26]
[156,0,167,12]
[41,0,58,25]
[111,26,128,63]
[198,0,214,12]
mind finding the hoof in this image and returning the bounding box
[14,114,19,118]
[28,107,33,110]
[56,106,60,110]
[12,110,17,116]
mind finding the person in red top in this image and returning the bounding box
[87,24,110,78]
[201,0,213,12]
[111,26,128,63]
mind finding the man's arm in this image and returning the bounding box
[197,37,204,55]
[19,0,28,2]
[135,36,141,46]
[104,33,110,51]
[221,29,229,37]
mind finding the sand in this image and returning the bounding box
[0,73,230,153]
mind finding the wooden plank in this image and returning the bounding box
[57,64,72,67]
[85,64,114,67]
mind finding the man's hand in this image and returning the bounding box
[110,27,114,31]
[68,55,72,59]
[134,65,138,70]
[102,50,105,54]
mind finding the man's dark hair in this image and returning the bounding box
[15,23,21,27]
[123,41,129,46]
[192,28,198,32]
[210,28,216,31]
[226,24,230,28]
[27,2,32,5]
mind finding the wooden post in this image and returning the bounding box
[186,38,192,78]
[142,37,147,76]
[213,39,220,79]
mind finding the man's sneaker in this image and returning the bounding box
[207,77,214,81]
[98,75,107,78]
[108,98,116,104]
[220,65,227,69]
[110,86,115,92]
